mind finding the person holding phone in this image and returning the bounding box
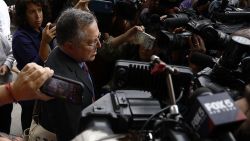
[12,0,56,131]
[0,63,53,141]
[0,63,53,106]
[39,8,100,141]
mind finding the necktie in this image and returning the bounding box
[82,62,95,102]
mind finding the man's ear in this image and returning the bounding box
[62,41,75,52]
[64,41,73,49]
[61,41,75,56]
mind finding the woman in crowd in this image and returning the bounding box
[12,0,56,131]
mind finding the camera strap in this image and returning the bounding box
[32,100,41,123]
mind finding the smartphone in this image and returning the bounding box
[49,23,56,29]
[135,31,156,50]
[40,75,84,104]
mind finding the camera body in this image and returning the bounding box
[158,30,192,51]
[80,90,161,132]
[161,10,198,28]
[209,0,250,23]
[80,90,195,141]
[77,57,249,140]
[110,60,193,103]
[187,19,231,50]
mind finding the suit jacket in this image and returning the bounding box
[40,47,94,141]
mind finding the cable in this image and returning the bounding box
[176,87,184,103]
[140,105,171,130]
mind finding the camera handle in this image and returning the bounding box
[166,71,179,115]
[150,55,181,118]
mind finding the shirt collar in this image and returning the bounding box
[21,25,43,37]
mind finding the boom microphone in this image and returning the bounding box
[187,87,247,137]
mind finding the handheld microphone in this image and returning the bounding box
[187,87,247,137]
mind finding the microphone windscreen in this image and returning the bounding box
[192,87,212,98]
[187,92,247,137]
[189,52,215,69]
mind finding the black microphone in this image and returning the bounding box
[163,13,189,28]
[189,87,213,102]
[150,14,161,24]
[189,52,216,70]
[187,87,247,137]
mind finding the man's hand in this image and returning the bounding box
[124,25,145,43]
[74,0,90,11]
[0,65,10,76]
[11,63,54,101]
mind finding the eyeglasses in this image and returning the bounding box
[86,33,101,49]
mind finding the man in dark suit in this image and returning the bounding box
[40,8,101,141]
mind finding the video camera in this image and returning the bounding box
[79,89,199,141]
[142,11,231,58]
[209,35,250,88]
[109,60,193,103]
[79,90,161,134]
[191,33,250,95]
[188,35,250,140]
[209,0,250,23]
[76,56,249,140]
[158,30,192,51]
[78,58,196,141]
[158,18,232,52]
[187,19,231,50]
[162,10,198,28]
